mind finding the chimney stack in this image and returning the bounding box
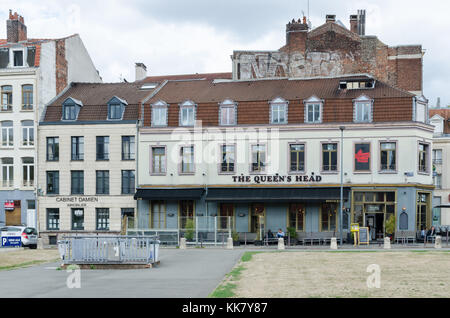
[350,15,358,33]
[135,63,147,81]
[285,18,308,52]
[7,10,27,43]
[326,15,336,23]
[357,10,366,36]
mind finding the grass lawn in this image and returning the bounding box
[210,250,450,298]
[0,249,60,271]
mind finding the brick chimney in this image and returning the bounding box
[7,10,27,43]
[350,15,358,33]
[285,18,308,52]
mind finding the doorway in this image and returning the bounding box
[250,203,265,234]
[365,213,384,240]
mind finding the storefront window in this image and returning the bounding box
[180,200,194,229]
[151,201,166,229]
[47,208,59,231]
[96,208,109,231]
[288,203,305,231]
[219,203,234,230]
[416,193,430,231]
[321,203,337,231]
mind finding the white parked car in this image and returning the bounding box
[0,226,38,249]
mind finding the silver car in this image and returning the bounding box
[0,226,38,249]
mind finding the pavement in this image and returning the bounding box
[0,248,244,298]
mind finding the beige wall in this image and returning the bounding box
[37,123,136,232]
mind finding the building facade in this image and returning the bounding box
[37,82,158,244]
[136,75,434,242]
[232,12,423,96]
[429,108,450,225]
[0,11,101,228]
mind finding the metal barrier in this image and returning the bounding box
[127,229,179,246]
[58,235,159,264]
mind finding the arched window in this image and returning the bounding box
[179,100,196,126]
[219,99,237,126]
[269,97,288,124]
[151,100,168,127]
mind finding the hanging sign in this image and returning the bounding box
[4,200,14,211]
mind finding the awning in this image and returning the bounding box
[134,188,205,200]
[205,187,350,202]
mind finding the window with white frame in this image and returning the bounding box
[418,143,429,173]
[270,98,287,124]
[13,50,24,67]
[219,99,237,126]
[353,96,372,123]
[432,149,442,165]
[22,157,34,187]
[21,120,34,146]
[151,146,166,174]
[251,144,266,172]
[415,96,428,123]
[304,96,323,123]
[1,86,12,111]
[1,121,13,147]
[180,146,194,173]
[151,101,168,126]
[179,101,196,126]
[1,157,13,187]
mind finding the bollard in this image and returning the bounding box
[37,238,44,250]
[179,238,187,249]
[384,237,391,249]
[226,237,233,250]
[330,237,337,250]
[435,236,442,249]
[278,238,285,250]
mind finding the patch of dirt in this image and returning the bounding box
[234,251,450,298]
[0,249,59,268]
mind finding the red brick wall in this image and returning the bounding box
[55,39,68,95]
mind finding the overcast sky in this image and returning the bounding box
[2,0,449,106]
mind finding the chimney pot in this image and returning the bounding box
[7,10,27,43]
[326,14,336,23]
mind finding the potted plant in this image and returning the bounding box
[185,219,195,242]
[286,227,298,245]
[385,214,396,241]
[232,230,240,246]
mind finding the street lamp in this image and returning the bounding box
[339,126,345,246]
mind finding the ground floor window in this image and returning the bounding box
[417,192,431,231]
[47,208,59,230]
[250,203,265,234]
[288,203,305,231]
[180,200,194,229]
[151,201,166,229]
[121,208,135,233]
[96,208,110,231]
[219,203,234,230]
[321,203,337,231]
[71,208,84,230]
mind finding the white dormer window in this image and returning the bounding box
[9,48,27,68]
[179,100,196,126]
[270,97,288,124]
[415,95,428,123]
[219,99,237,126]
[430,114,444,135]
[151,100,168,127]
[107,96,127,120]
[353,95,373,123]
[304,96,323,123]
[62,97,83,121]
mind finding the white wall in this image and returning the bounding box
[65,35,102,84]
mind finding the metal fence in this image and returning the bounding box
[58,235,160,264]
[127,216,235,246]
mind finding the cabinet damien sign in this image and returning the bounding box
[55,197,99,207]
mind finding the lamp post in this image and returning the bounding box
[339,126,345,246]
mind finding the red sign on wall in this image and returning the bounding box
[4,200,14,211]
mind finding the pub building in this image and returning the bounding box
[135,75,434,242]
[37,81,161,245]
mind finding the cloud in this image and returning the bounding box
[1,0,449,105]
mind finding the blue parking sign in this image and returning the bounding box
[1,236,22,247]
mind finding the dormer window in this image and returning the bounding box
[270,97,288,124]
[62,97,83,121]
[353,95,373,123]
[107,96,127,120]
[304,96,323,123]
[13,50,23,67]
[179,100,196,126]
[151,100,168,127]
[219,99,237,126]
[415,96,428,123]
